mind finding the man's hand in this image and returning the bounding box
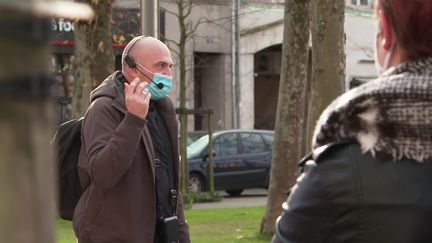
[124,77,151,119]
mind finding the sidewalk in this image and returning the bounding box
[191,189,268,210]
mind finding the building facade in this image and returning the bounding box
[51,0,377,130]
[161,0,377,130]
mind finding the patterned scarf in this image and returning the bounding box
[312,56,432,162]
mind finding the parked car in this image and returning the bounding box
[187,130,209,146]
[187,129,274,196]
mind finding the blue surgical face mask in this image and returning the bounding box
[148,73,173,100]
[135,62,173,100]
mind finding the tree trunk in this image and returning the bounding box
[177,0,190,193]
[167,0,214,193]
[73,0,115,118]
[179,112,189,193]
[260,0,311,235]
[306,0,345,151]
[73,25,92,118]
[0,13,56,243]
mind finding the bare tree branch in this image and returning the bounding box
[183,0,193,19]
[163,7,180,18]
[164,40,181,56]
[185,17,208,39]
[163,38,180,48]
[204,18,231,32]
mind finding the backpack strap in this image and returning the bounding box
[154,109,177,216]
[168,158,177,216]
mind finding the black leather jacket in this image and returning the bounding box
[273,141,432,243]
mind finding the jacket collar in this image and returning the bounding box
[313,56,432,162]
[112,71,127,114]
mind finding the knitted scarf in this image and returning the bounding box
[312,56,432,162]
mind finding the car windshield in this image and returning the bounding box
[187,131,208,146]
[187,135,210,159]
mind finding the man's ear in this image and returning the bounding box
[127,66,138,79]
[378,9,394,50]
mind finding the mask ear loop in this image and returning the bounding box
[382,38,396,71]
[374,25,396,75]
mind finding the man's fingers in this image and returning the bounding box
[137,82,149,95]
[135,82,144,95]
[125,79,150,106]
[141,86,150,96]
[139,82,148,89]
[124,82,130,94]
[129,78,140,93]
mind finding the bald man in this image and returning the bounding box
[73,36,190,243]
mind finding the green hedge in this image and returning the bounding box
[183,191,223,208]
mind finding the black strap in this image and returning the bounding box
[155,109,177,215]
[0,17,53,98]
[0,74,54,98]
[0,17,51,43]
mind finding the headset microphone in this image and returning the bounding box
[155,82,164,89]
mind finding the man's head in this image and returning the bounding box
[121,36,174,84]
[121,36,174,100]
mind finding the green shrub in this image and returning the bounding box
[193,191,223,202]
[182,191,223,208]
[182,192,194,209]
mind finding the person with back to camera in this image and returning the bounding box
[72,36,190,243]
[273,0,432,242]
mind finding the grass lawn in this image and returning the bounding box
[56,219,77,243]
[57,206,272,243]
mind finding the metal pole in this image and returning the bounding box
[0,1,91,242]
[0,1,92,241]
[207,113,214,193]
[0,17,55,242]
[141,0,159,38]
[231,0,240,129]
[235,0,240,128]
[231,0,237,128]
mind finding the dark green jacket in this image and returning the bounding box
[273,141,432,243]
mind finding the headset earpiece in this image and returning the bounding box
[124,54,137,68]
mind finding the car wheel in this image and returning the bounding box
[225,189,243,197]
[188,173,205,193]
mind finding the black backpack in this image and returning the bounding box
[53,117,86,220]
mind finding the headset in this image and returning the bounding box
[124,36,164,89]
[124,36,144,69]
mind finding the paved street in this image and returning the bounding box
[191,189,268,210]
